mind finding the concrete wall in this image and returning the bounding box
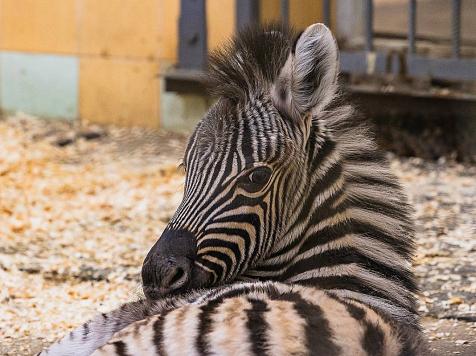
[0,0,331,128]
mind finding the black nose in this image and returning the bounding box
[141,229,196,299]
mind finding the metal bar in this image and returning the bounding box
[340,51,388,75]
[408,0,416,54]
[323,0,331,27]
[407,55,476,81]
[452,0,461,58]
[236,0,260,30]
[178,0,207,70]
[281,0,289,24]
[364,0,374,51]
[341,51,476,81]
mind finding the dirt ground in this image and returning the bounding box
[0,114,475,355]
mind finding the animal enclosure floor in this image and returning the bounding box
[0,114,475,355]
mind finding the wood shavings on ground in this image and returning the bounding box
[0,114,186,354]
[1,114,475,355]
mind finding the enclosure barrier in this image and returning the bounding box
[173,0,476,84]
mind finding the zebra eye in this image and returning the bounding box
[239,167,272,193]
[248,167,272,186]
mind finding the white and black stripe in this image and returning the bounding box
[38,22,426,355]
[38,282,423,356]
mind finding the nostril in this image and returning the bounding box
[160,261,191,292]
[169,267,184,286]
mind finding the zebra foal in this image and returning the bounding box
[38,23,426,355]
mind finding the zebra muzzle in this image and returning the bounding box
[141,229,197,299]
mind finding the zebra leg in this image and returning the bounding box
[35,300,151,356]
[35,293,202,356]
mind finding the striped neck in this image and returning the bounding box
[244,112,419,323]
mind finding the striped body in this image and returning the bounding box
[38,23,426,355]
[40,282,421,356]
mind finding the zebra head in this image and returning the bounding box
[142,23,341,299]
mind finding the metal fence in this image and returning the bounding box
[173,0,476,85]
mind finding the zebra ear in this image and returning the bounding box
[272,23,339,121]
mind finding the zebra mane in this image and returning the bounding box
[204,23,296,102]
